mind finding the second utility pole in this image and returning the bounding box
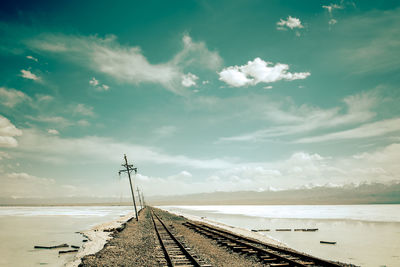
[136,187,143,209]
[119,154,139,221]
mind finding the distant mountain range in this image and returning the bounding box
[1,182,399,206]
[148,182,400,205]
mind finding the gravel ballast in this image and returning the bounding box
[79,207,265,266]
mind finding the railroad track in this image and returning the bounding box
[183,221,344,267]
[151,211,210,267]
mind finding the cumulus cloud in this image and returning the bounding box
[20,69,39,80]
[218,57,310,87]
[277,16,304,30]
[0,115,22,147]
[0,87,31,108]
[28,33,221,94]
[181,72,199,87]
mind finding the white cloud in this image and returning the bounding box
[132,143,400,195]
[72,103,94,117]
[323,3,343,25]
[322,3,343,14]
[89,77,110,91]
[277,16,304,30]
[0,171,59,198]
[0,87,31,108]
[89,77,99,86]
[26,115,71,127]
[219,57,310,87]
[15,128,234,169]
[36,94,54,102]
[20,69,39,81]
[181,72,199,87]
[26,55,38,62]
[0,115,22,147]
[296,118,400,143]
[28,33,221,94]
[172,34,222,71]
[5,143,400,197]
[219,67,251,87]
[26,113,91,128]
[329,19,338,25]
[220,91,377,142]
[47,129,59,135]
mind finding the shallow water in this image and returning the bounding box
[0,206,135,267]
[162,205,400,267]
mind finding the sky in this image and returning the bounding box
[1,0,400,200]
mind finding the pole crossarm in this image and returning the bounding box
[118,167,137,175]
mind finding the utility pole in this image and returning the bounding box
[118,154,139,221]
[141,192,145,208]
[136,187,143,209]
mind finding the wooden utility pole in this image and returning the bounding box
[118,154,139,221]
[136,187,143,209]
[141,192,145,208]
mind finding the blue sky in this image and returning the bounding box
[1,0,400,199]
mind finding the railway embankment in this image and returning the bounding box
[79,207,351,267]
[79,207,263,266]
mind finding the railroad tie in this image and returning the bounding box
[232,246,247,251]
[262,257,278,262]
[240,249,257,255]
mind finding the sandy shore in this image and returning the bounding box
[66,211,136,267]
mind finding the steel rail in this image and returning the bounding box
[151,210,202,267]
[199,222,342,267]
[151,212,173,267]
[185,221,343,267]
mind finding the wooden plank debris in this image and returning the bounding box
[320,241,336,244]
[34,243,68,249]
